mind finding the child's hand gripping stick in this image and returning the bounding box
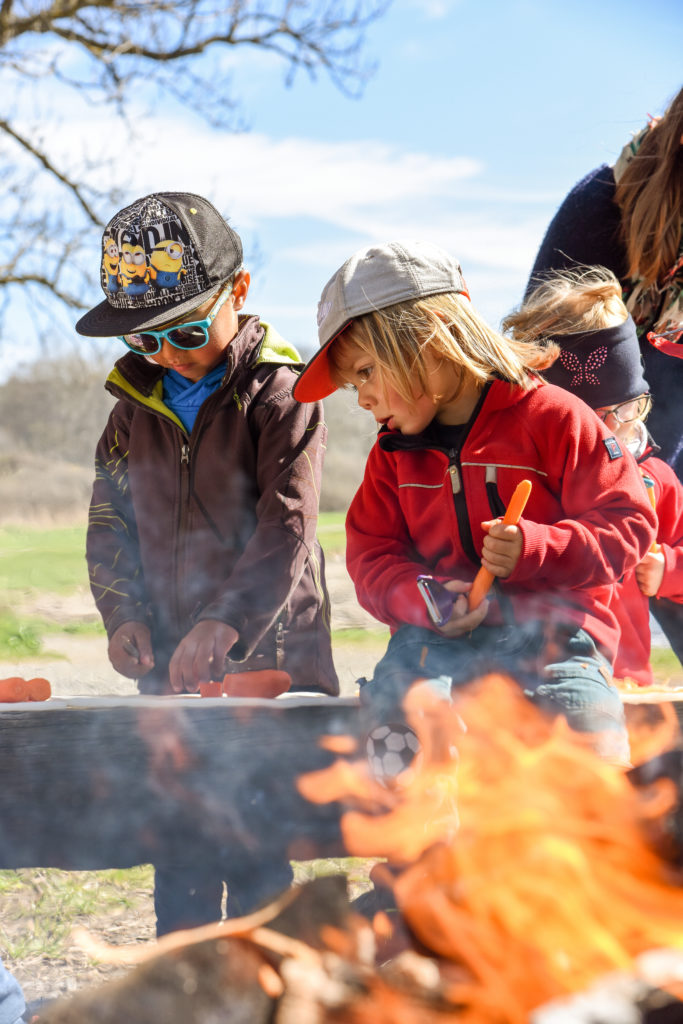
[468,479,532,611]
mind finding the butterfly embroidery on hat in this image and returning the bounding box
[559,346,608,386]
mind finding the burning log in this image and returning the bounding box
[36,878,466,1023]
[33,675,683,1023]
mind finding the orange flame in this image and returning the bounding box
[299,674,683,1020]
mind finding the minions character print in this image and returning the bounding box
[100,200,205,312]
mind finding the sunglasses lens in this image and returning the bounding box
[125,333,160,353]
[166,325,208,349]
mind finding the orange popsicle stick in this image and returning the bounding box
[468,479,533,611]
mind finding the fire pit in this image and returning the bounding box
[28,676,683,1023]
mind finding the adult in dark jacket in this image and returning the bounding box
[76,191,338,935]
[527,87,683,664]
[527,86,683,477]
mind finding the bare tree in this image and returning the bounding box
[0,0,388,346]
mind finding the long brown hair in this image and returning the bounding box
[614,86,683,286]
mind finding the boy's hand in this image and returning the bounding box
[480,519,523,578]
[109,622,155,678]
[437,580,489,637]
[635,550,665,597]
[169,620,239,693]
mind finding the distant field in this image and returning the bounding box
[0,517,351,659]
[0,525,89,594]
[1,520,681,686]
[0,516,347,595]
[316,512,347,557]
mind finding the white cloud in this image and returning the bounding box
[39,114,483,228]
[14,111,554,363]
[396,0,463,19]
[37,113,552,269]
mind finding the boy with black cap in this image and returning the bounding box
[76,192,338,933]
[504,265,683,687]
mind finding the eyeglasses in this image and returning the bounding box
[596,394,652,424]
[119,284,233,355]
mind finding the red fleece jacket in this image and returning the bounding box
[613,449,683,686]
[346,378,657,661]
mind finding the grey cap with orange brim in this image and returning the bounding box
[293,240,470,403]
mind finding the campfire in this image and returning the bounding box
[36,675,683,1022]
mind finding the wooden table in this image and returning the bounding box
[3,687,680,871]
[0,694,363,870]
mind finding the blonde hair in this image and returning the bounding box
[330,292,557,404]
[615,86,683,285]
[503,266,628,343]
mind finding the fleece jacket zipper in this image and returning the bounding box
[445,452,479,566]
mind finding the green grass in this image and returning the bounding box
[0,525,89,594]
[292,857,378,899]
[317,511,346,557]
[332,626,390,647]
[651,645,683,683]
[0,866,155,959]
[0,861,375,961]
[0,520,347,591]
[0,609,104,660]
[0,609,44,658]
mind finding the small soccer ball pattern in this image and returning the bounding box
[366,723,421,783]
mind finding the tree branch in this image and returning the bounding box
[0,273,85,309]
[0,118,101,225]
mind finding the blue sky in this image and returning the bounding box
[6,0,683,375]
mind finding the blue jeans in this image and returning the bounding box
[0,959,25,1024]
[363,621,630,764]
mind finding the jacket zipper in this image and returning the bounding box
[174,440,192,629]
[447,448,480,566]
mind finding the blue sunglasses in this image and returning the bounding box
[119,284,233,355]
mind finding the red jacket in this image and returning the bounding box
[612,445,683,685]
[346,378,657,661]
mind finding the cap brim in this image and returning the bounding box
[293,325,352,402]
[75,277,233,338]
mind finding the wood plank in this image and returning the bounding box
[3,685,681,872]
[0,695,363,870]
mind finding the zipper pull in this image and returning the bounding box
[180,443,190,466]
[449,463,461,494]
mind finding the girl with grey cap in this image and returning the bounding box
[294,240,658,764]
